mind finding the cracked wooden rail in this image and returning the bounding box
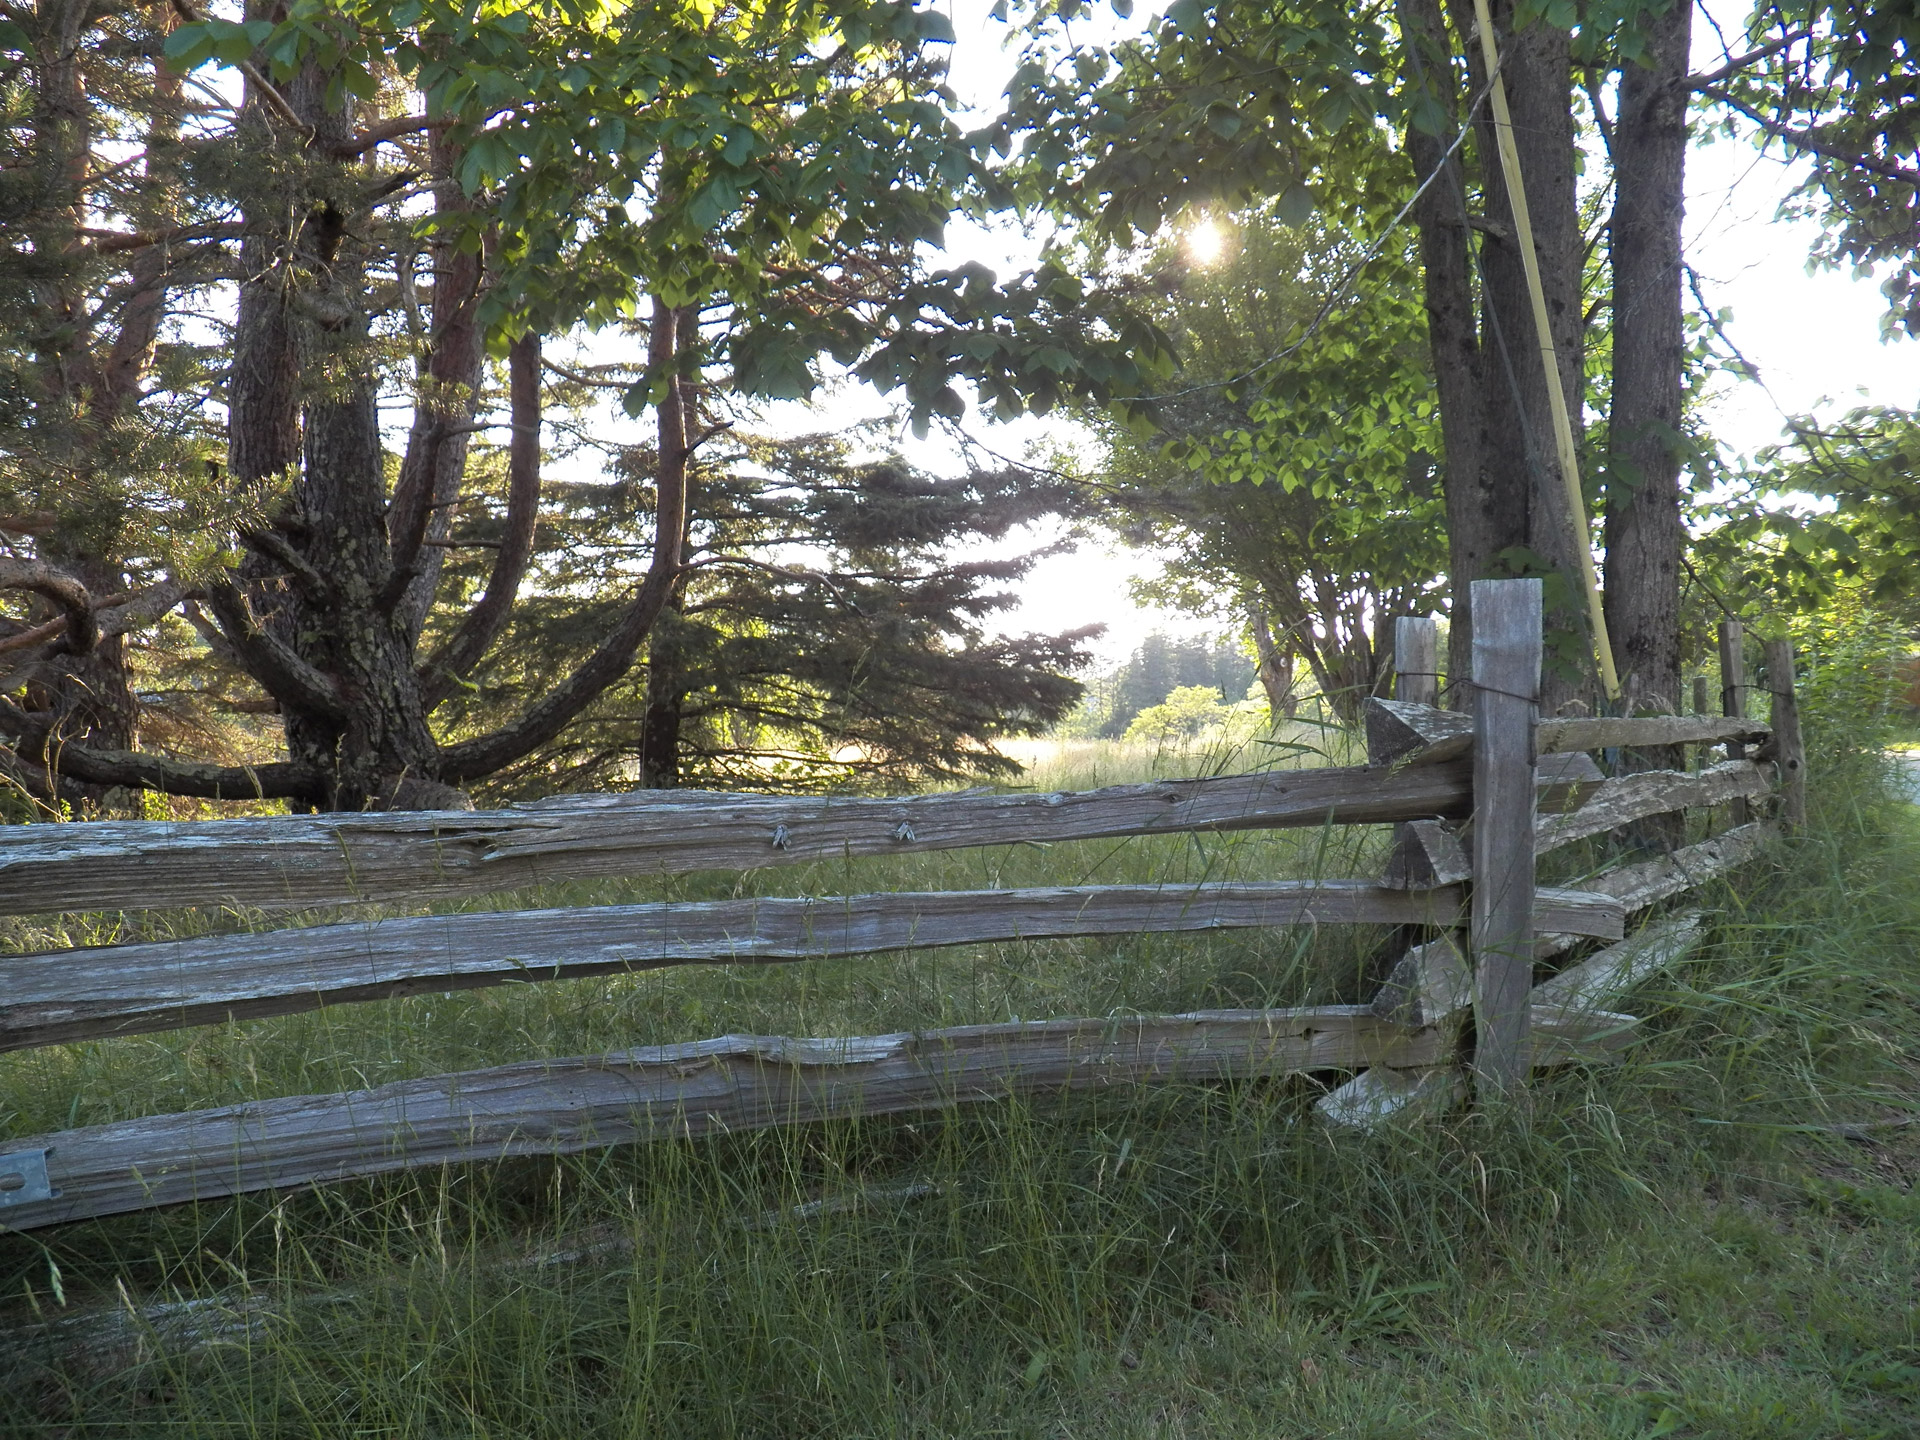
[1318,912,1709,1128]
[0,762,1481,917]
[0,1003,1638,1231]
[1339,820,1774,1126]
[1364,698,1772,770]
[0,882,1625,1053]
[1383,762,1774,887]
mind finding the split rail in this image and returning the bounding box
[0,580,1797,1229]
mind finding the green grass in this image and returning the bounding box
[3,729,1918,1437]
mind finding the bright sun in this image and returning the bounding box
[1187,218,1228,267]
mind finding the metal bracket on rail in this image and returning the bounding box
[0,1148,58,1208]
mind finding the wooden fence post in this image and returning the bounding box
[1394,616,1440,708]
[1762,637,1807,831]
[1382,613,1446,984]
[1718,620,1748,827]
[1469,579,1542,1096]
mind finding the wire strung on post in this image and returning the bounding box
[1468,0,1621,703]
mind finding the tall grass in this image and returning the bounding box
[3,722,1918,1436]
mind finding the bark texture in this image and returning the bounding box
[1400,0,1593,706]
[1460,0,1589,713]
[1399,0,1495,700]
[1605,0,1693,726]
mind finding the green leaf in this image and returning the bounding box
[163,26,215,65]
[1274,182,1315,226]
[1165,0,1205,35]
[1205,104,1241,138]
[340,61,377,100]
[687,175,741,232]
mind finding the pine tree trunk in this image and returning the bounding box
[223,62,446,810]
[390,129,487,646]
[24,0,143,790]
[638,612,684,790]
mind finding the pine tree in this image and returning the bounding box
[0,0,230,804]
[0,0,1062,810]
[426,427,1095,797]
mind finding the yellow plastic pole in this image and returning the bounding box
[1470,0,1620,701]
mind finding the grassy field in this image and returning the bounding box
[2,725,1917,1438]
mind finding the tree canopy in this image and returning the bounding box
[5,0,1918,815]
[0,0,1120,810]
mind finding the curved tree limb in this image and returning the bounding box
[1,697,323,800]
[387,131,490,642]
[238,524,333,603]
[0,577,193,660]
[82,221,245,255]
[99,577,195,638]
[1698,85,1920,186]
[328,113,452,159]
[0,558,97,657]
[436,301,692,784]
[420,331,544,709]
[204,579,349,722]
[1686,29,1813,91]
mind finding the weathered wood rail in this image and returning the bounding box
[0,761,1478,917]
[1319,600,1792,1120]
[0,882,1622,1053]
[0,585,1792,1228]
[0,1003,1646,1230]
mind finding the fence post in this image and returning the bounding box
[1762,637,1807,831]
[1394,616,1440,708]
[1469,579,1541,1096]
[1718,620,1748,827]
[1381,613,1447,981]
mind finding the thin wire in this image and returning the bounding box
[1133,78,1495,405]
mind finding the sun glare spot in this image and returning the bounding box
[1187,218,1229,267]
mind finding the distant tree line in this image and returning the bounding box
[1063,631,1257,740]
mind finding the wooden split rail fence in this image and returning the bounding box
[0,581,1797,1229]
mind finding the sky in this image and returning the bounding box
[855,1,1920,665]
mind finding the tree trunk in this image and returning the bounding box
[638,609,685,789]
[1458,0,1590,714]
[222,62,444,809]
[1605,0,1692,727]
[1398,0,1498,703]
[1247,602,1298,719]
[24,0,142,785]
[390,129,487,646]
